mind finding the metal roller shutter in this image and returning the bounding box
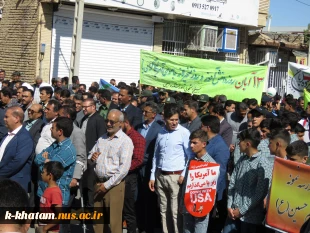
[50,7,154,88]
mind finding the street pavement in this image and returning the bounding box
[28,225,126,233]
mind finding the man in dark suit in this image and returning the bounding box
[119,85,142,128]
[23,103,45,207]
[0,106,34,191]
[81,98,107,153]
[23,104,45,147]
[0,108,8,141]
[136,101,162,233]
[80,98,106,207]
[182,100,202,133]
[98,89,118,119]
[210,103,233,147]
[201,115,230,233]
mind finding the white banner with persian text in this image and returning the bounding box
[74,0,259,26]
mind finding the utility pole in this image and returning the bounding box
[267,15,272,32]
[69,0,85,83]
[308,24,310,66]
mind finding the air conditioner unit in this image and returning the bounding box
[217,28,238,53]
[187,25,218,52]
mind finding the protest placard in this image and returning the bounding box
[266,157,310,233]
[184,160,220,217]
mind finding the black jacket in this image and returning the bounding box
[81,112,107,154]
[120,104,142,129]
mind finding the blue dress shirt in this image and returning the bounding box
[140,120,155,138]
[150,124,193,180]
[206,134,230,201]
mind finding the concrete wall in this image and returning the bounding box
[239,27,249,64]
[0,0,40,83]
[35,3,54,83]
[153,23,163,53]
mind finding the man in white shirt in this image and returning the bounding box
[35,99,60,154]
[0,69,5,90]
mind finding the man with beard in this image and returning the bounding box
[136,101,163,233]
[182,100,201,133]
[89,109,133,233]
[226,102,248,147]
[98,89,118,119]
[80,98,106,207]
[21,89,34,122]
[73,93,84,127]
[118,85,142,128]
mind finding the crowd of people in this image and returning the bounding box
[0,69,309,233]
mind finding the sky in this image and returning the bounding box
[269,0,310,27]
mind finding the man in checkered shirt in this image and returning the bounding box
[224,128,273,233]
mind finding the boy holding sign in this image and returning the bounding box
[181,129,217,233]
[223,128,272,233]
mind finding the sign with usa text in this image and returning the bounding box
[184,160,220,217]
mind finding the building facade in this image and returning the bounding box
[0,0,270,86]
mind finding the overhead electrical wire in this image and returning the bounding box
[295,0,310,7]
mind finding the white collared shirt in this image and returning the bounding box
[0,125,23,162]
[220,117,224,124]
[35,118,56,154]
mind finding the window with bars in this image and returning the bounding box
[162,20,188,56]
[162,20,240,62]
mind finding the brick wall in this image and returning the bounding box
[0,0,40,83]
[258,0,270,27]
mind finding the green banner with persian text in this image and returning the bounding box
[140,50,268,102]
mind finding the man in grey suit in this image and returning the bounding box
[59,106,87,189]
[210,103,233,147]
[23,103,45,207]
[136,101,162,233]
[182,100,202,133]
[23,104,45,148]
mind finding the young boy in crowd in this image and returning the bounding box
[36,161,64,233]
[181,129,216,233]
[286,140,309,164]
[224,128,272,233]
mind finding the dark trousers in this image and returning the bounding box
[208,191,228,233]
[123,172,137,233]
[82,163,96,207]
[223,218,263,233]
[136,166,161,233]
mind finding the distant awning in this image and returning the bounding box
[248,33,308,50]
[292,50,308,57]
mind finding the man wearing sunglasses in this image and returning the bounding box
[80,98,106,208]
[23,103,45,208]
[89,109,134,233]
